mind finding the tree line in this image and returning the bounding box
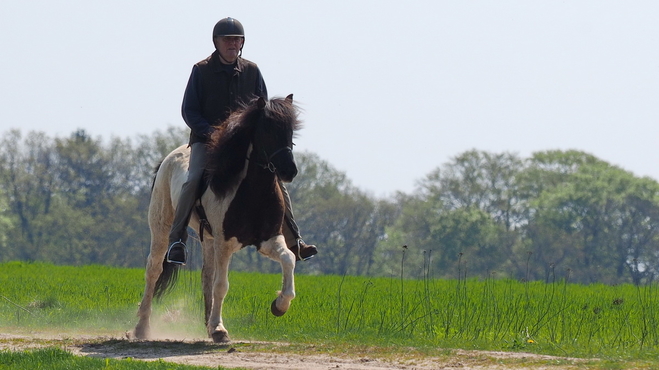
[1,128,658,285]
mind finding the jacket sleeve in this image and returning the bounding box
[255,68,268,100]
[181,66,214,140]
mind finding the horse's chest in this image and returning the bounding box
[222,178,285,246]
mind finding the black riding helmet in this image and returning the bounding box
[213,17,245,55]
[213,17,244,37]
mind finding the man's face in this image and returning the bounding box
[215,36,244,64]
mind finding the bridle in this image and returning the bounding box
[253,145,293,174]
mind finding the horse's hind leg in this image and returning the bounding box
[258,235,296,316]
[134,189,172,339]
[133,232,169,339]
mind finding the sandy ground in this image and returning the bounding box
[0,332,589,370]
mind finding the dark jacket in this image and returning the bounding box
[182,51,268,144]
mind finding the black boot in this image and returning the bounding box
[166,240,187,265]
[289,239,318,261]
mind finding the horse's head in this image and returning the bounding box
[206,95,302,198]
[252,94,300,183]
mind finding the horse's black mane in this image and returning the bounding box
[205,97,301,197]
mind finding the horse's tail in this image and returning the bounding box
[154,259,180,299]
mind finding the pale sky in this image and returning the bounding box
[1,1,658,197]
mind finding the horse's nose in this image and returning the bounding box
[279,164,297,183]
[273,148,297,182]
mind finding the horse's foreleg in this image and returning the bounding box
[259,235,296,316]
[201,239,215,326]
[207,238,240,343]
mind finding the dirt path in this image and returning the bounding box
[0,332,589,370]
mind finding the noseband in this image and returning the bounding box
[254,146,292,173]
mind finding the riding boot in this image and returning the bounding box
[280,181,318,261]
[166,143,207,265]
[166,240,188,265]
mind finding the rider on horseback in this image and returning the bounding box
[166,17,318,265]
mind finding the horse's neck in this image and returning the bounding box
[243,153,279,194]
[220,149,286,247]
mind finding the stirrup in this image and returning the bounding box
[166,240,188,265]
[296,239,315,261]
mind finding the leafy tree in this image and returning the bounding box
[379,150,525,279]
[133,126,190,192]
[0,127,188,267]
[2,126,658,286]
[0,193,12,252]
[430,150,526,229]
[523,150,659,284]
[372,192,434,278]
[0,130,57,261]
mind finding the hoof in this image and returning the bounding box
[270,299,286,317]
[211,330,231,343]
[132,326,149,340]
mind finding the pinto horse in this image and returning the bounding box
[133,95,300,343]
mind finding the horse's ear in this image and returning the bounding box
[256,97,266,109]
[285,94,293,102]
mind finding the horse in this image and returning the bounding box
[133,95,301,343]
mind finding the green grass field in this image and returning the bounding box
[2,261,659,366]
[0,347,227,370]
